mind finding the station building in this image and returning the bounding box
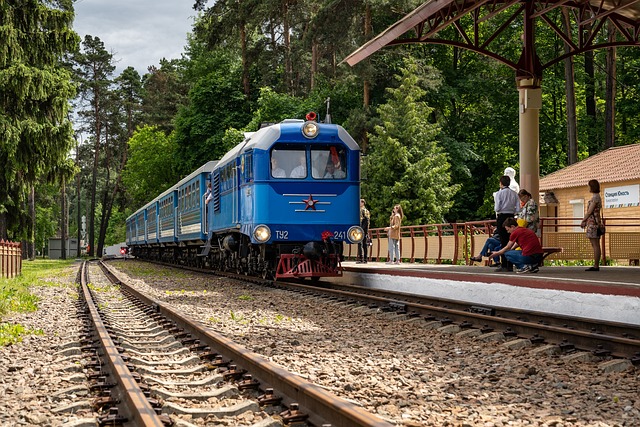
[538,143,640,263]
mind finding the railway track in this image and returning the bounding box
[274,278,640,363]
[79,261,392,427]
[112,259,640,365]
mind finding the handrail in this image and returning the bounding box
[345,217,640,265]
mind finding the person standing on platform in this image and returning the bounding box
[494,175,520,272]
[580,179,604,271]
[517,189,539,234]
[385,204,403,264]
[504,167,520,193]
[357,199,370,263]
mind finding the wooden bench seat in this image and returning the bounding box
[540,247,562,265]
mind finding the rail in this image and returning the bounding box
[0,240,22,278]
[344,217,640,265]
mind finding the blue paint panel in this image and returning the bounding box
[158,192,177,243]
[176,173,209,242]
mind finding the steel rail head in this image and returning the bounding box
[80,261,166,427]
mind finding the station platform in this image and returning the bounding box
[339,262,640,325]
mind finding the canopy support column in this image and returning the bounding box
[516,1,542,199]
[518,79,541,198]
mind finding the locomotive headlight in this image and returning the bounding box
[348,226,364,243]
[253,225,271,242]
[302,121,319,138]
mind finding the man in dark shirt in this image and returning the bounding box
[493,175,520,271]
[489,217,543,273]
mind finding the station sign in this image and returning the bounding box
[604,184,640,208]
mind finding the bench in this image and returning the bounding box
[540,247,562,265]
[472,246,562,266]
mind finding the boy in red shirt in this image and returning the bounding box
[489,217,543,273]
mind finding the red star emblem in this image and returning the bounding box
[302,194,318,210]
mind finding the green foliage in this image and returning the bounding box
[0,323,44,346]
[363,58,459,227]
[172,46,251,174]
[104,207,127,246]
[122,125,180,207]
[0,0,79,240]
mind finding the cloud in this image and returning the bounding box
[73,0,196,76]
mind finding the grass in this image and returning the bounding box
[0,258,76,346]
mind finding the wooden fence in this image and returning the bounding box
[0,240,22,278]
[344,217,640,265]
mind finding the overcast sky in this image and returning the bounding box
[73,0,196,76]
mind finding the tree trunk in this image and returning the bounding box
[311,41,317,90]
[28,185,36,259]
[76,140,82,257]
[89,92,101,257]
[240,22,250,97]
[584,45,597,155]
[0,213,6,240]
[97,124,113,257]
[61,177,67,260]
[283,1,292,93]
[562,9,578,165]
[604,22,616,149]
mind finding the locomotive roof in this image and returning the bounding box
[216,120,359,167]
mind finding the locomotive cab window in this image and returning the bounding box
[271,147,307,179]
[311,146,347,179]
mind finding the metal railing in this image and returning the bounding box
[0,240,22,278]
[344,217,640,265]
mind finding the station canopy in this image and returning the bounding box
[343,0,640,79]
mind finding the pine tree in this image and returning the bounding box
[363,58,459,227]
[0,0,79,240]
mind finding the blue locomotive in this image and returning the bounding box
[125,113,364,279]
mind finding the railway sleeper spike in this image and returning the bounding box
[530,334,546,344]
[158,413,173,425]
[90,396,119,411]
[503,328,518,338]
[189,343,209,352]
[207,356,231,369]
[87,371,109,380]
[592,345,612,358]
[98,414,128,427]
[459,321,473,329]
[222,365,247,381]
[199,351,220,361]
[630,353,640,366]
[439,317,453,325]
[90,381,116,392]
[237,374,260,391]
[559,339,576,353]
[280,403,309,424]
[258,388,282,406]
[481,325,494,334]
